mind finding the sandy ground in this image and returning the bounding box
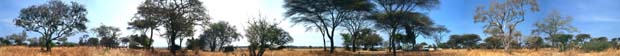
[1,46,620,56]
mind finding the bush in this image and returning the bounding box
[61,42,78,47]
[223,46,235,52]
[128,41,143,49]
[582,41,612,52]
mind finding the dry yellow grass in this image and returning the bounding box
[1,46,620,56]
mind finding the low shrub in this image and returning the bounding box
[582,41,612,52]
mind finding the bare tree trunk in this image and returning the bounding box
[149,28,154,51]
[352,33,357,52]
[45,36,52,52]
[390,28,397,56]
[322,31,327,51]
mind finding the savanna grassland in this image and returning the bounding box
[2,46,620,56]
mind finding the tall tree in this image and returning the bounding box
[341,11,373,52]
[369,0,439,55]
[284,0,373,53]
[14,0,88,52]
[137,0,208,54]
[532,10,578,48]
[245,17,293,56]
[428,25,449,50]
[91,25,121,47]
[199,21,240,52]
[400,12,437,47]
[473,0,539,54]
[130,0,172,49]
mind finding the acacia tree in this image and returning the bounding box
[575,34,591,48]
[92,25,121,47]
[552,34,573,51]
[130,0,168,49]
[473,0,539,54]
[245,16,293,56]
[137,0,208,54]
[284,0,372,53]
[532,11,578,48]
[199,21,240,52]
[369,0,439,55]
[428,25,449,50]
[14,0,88,52]
[446,34,481,49]
[341,11,373,52]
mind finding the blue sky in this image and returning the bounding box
[1,0,619,47]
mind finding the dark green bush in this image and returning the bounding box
[223,46,235,52]
[62,42,78,47]
[582,41,612,52]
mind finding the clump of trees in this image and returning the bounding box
[91,25,121,48]
[283,0,374,53]
[341,28,384,51]
[582,37,612,52]
[133,0,209,54]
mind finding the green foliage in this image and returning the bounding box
[27,38,40,46]
[136,0,208,54]
[446,34,481,49]
[14,0,88,51]
[526,36,544,49]
[582,41,612,52]
[591,37,608,42]
[610,38,620,49]
[86,38,99,46]
[223,46,235,52]
[341,28,384,51]
[200,21,241,51]
[532,11,578,37]
[60,42,78,47]
[185,38,203,50]
[483,37,502,49]
[284,0,374,53]
[474,0,539,53]
[5,31,28,45]
[92,25,121,47]
[128,34,152,49]
[552,34,573,51]
[575,34,591,43]
[245,17,293,56]
[0,37,12,45]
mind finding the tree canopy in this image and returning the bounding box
[14,0,88,52]
[199,21,240,52]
